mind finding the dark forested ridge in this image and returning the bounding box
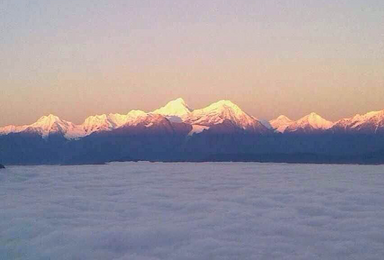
[1,124,384,165]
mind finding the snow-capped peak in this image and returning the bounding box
[203,100,243,114]
[270,115,293,133]
[348,110,384,124]
[27,114,84,138]
[275,115,292,122]
[0,114,82,138]
[82,114,108,124]
[300,113,333,129]
[107,110,145,128]
[124,110,149,125]
[152,98,192,118]
[332,109,384,133]
[184,100,268,133]
[81,110,149,136]
[285,112,333,133]
[81,114,113,135]
[126,110,147,118]
[33,114,62,126]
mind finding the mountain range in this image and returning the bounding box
[0,98,271,138]
[2,98,384,138]
[1,98,384,165]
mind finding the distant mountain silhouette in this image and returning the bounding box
[1,98,384,165]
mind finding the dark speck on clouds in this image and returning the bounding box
[1,163,384,260]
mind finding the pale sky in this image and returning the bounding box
[1,0,383,126]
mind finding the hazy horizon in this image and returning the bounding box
[1,0,383,126]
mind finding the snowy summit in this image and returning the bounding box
[153,98,192,118]
[270,115,293,133]
[184,100,268,133]
[284,113,333,134]
[332,109,384,134]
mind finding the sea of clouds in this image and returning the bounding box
[1,162,384,260]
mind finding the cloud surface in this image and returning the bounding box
[1,163,384,259]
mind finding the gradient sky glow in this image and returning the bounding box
[1,0,383,126]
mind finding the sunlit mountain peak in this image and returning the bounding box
[153,98,192,117]
[270,115,293,133]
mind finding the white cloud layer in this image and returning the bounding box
[1,163,384,260]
